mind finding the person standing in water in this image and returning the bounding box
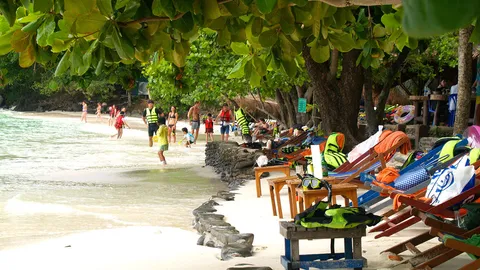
[142,100,161,147]
[157,124,168,165]
[108,105,117,126]
[167,106,178,143]
[187,101,201,144]
[111,111,130,139]
[215,103,235,142]
[80,101,88,123]
[96,103,102,122]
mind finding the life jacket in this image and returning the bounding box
[145,107,158,124]
[294,201,382,229]
[114,115,124,129]
[219,109,231,122]
[205,119,214,129]
[323,132,347,170]
[235,109,250,135]
[470,148,480,164]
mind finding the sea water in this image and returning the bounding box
[0,111,225,250]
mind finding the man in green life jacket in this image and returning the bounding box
[142,100,162,147]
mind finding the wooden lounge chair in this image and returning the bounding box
[370,158,479,239]
[262,131,309,159]
[383,208,480,269]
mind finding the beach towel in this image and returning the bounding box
[373,131,411,161]
[347,126,384,162]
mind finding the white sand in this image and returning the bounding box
[1,111,472,269]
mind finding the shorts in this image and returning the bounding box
[148,123,159,137]
[159,144,169,151]
[191,121,200,130]
[206,128,214,133]
[220,125,230,134]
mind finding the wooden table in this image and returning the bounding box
[280,221,366,270]
[409,95,428,125]
[267,175,299,219]
[254,165,291,197]
[286,179,302,218]
[296,183,359,213]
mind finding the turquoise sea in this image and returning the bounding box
[0,111,224,250]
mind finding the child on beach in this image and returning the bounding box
[157,125,168,165]
[205,113,214,143]
[180,127,195,148]
[111,111,130,139]
[96,103,102,122]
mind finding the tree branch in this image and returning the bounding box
[328,49,339,80]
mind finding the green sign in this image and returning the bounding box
[298,98,307,113]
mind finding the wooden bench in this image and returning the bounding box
[280,221,367,270]
[297,184,359,213]
[255,165,291,197]
[268,175,299,219]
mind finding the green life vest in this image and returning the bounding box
[235,109,250,135]
[323,133,347,169]
[294,201,382,229]
[439,139,462,162]
[145,107,158,124]
[470,148,480,164]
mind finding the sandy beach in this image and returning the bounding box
[0,111,473,270]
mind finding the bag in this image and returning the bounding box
[256,155,269,167]
[426,155,476,206]
[392,166,430,191]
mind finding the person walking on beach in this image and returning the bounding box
[80,101,88,123]
[157,124,168,165]
[187,101,201,144]
[167,106,179,143]
[142,100,161,147]
[108,105,117,126]
[180,127,195,148]
[111,111,130,139]
[205,113,214,143]
[96,103,102,122]
[215,103,234,142]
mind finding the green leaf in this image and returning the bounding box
[256,0,277,14]
[171,11,194,33]
[253,55,266,76]
[70,44,83,74]
[230,42,249,55]
[36,15,55,47]
[403,0,480,37]
[251,17,263,37]
[373,24,386,38]
[244,59,252,79]
[279,7,295,35]
[116,0,140,21]
[216,28,231,46]
[97,0,113,16]
[281,59,296,78]
[115,0,129,9]
[224,0,249,16]
[11,29,31,52]
[21,16,45,33]
[160,0,176,19]
[64,0,107,34]
[310,41,329,63]
[471,20,480,44]
[328,32,355,52]
[34,0,53,12]
[172,41,189,67]
[258,29,278,47]
[227,58,245,79]
[0,0,18,26]
[279,33,300,60]
[381,13,400,28]
[111,26,134,60]
[173,0,193,13]
[203,0,221,20]
[0,30,14,55]
[249,68,261,86]
[290,0,307,7]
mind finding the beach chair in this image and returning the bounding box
[262,131,309,159]
[372,168,480,242]
[357,138,468,213]
[383,208,480,269]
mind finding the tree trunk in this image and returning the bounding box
[364,68,378,135]
[275,89,288,128]
[127,91,132,107]
[303,41,364,150]
[453,27,474,134]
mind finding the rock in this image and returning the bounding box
[221,243,253,260]
[197,234,205,245]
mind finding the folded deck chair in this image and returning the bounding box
[371,159,480,240]
[263,131,310,159]
[383,208,480,269]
